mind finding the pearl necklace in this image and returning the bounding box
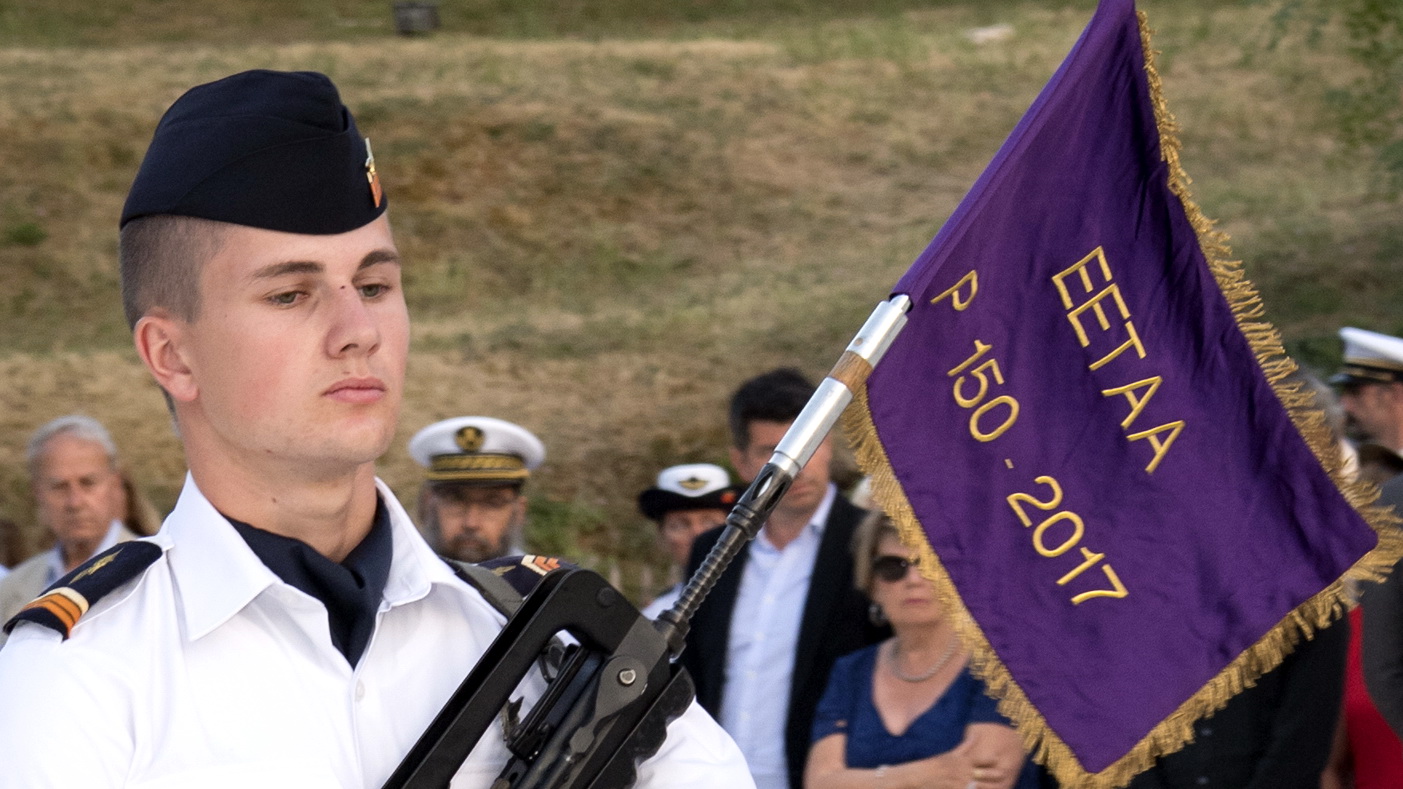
[887,637,958,683]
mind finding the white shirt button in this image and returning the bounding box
[355,681,366,702]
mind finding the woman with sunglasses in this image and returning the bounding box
[805,512,1039,789]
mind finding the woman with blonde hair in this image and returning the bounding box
[805,511,1038,789]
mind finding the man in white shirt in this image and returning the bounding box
[0,69,751,788]
[0,415,136,628]
[681,368,888,789]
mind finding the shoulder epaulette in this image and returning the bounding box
[4,541,162,639]
[444,554,573,618]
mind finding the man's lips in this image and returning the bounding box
[325,376,387,404]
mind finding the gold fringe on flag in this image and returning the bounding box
[840,10,1403,788]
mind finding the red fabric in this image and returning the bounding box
[1346,606,1403,788]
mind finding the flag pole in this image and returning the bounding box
[655,294,913,656]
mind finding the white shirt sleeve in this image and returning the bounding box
[0,626,134,788]
[635,699,756,788]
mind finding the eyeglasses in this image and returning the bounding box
[872,555,919,583]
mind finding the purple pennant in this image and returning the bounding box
[857,0,1379,780]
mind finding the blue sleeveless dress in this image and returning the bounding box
[811,644,1040,788]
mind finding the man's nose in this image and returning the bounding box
[460,504,490,528]
[326,286,381,357]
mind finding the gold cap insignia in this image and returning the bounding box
[365,137,383,209]
[455,425,486,452]
[678,476,709,491]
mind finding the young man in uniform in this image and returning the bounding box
[0,69,750,788]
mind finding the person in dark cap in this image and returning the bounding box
[409,415,545,563]
[0,69,751,787]
[637,462,738,619]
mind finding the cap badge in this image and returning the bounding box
[455,425,486,452]
[364,137,383,208]
[678,476,708,491]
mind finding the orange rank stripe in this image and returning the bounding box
[524,555,561,575]
[23,588,89,635]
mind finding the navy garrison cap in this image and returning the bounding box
[121,69,386,234]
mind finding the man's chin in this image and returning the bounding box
[781,487,822,514]
[446,542,503,564]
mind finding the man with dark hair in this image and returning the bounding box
[0,69,750,787]
[684,367,889,789]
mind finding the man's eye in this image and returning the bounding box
[359,283,389,298]
[270,291,302,306]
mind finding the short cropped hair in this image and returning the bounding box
[850,510,901,594]
[119,214,229,329]
[27,415,119,478]
[727,367,816,449]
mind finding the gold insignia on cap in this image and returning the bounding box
[455,425,486,452]
[364,137,383,209]
[428,453,528,482]
[678,476,709,491]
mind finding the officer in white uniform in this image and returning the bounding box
[0,69,752,789]
[1332,327,1403,459]
[409,416,544,563]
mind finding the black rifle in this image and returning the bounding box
[383,297,913,789]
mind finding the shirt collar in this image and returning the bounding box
[808,483,837,535]
[755,483,837,553]
[160,474,464,642]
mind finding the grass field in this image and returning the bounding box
[1,0,1398,600]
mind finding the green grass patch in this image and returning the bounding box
[0,0,1399,588]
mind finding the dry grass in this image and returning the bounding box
[1,1,1399,598]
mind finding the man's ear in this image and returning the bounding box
[134,312,198,403]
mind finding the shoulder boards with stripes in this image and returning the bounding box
[4,541,161,639]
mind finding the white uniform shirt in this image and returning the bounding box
[720,483,835,789]
[0,474,753,789]
[640,583,681,620]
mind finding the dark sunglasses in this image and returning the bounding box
[872,555,919,583]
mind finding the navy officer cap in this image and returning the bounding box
[121,69,386,234]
